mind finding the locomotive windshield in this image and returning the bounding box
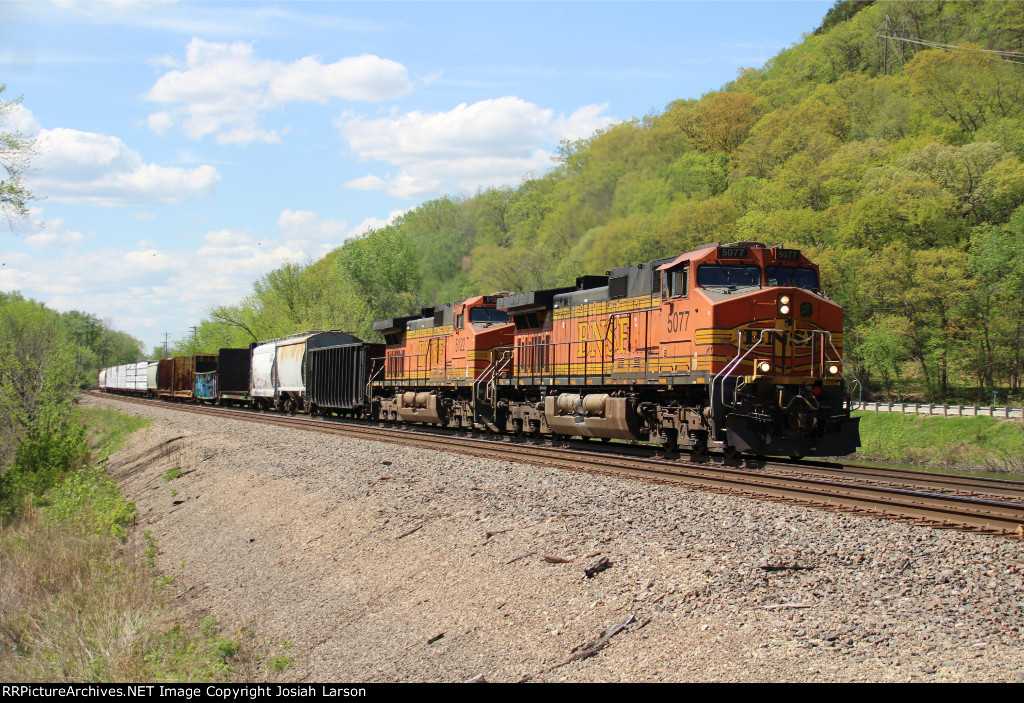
[469,307,509,324]
[766,266,819,291]
[697,264,762,288]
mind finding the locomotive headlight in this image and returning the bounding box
[827,363,840,375]
[778,295,791,316]
[758,361,771,374]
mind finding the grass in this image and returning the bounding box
[0,509,276,682]
[0,405,293,682]
[854,412,1024,472]
[80,407,152,464]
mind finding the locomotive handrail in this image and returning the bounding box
[365,362,385,403]
[486,347,514,405]
[710,328,773,410]
[472,346,514,429]
[824,334,863,410]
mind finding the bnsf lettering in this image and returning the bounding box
[740,328,814,347]
[430,338,445,364]
[576,317,630,357]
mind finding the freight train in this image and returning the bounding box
[99,242,860,458]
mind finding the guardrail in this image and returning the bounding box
[857,401,1023,420]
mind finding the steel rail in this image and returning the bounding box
[87,392,1024,537]
[753,459,1024,503]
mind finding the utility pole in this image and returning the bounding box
[877,15,910,76]
[163,332,169,359]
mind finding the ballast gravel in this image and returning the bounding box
[83,395,1024,683]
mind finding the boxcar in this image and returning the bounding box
[170,354,217,399]
[194,368,217,402]
[128,361,149,394]
[156,359,174,397]
[216,347,252,405]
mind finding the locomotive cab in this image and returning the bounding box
[371,296,515,429]
[682,243,859,457]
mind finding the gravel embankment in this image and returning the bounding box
[83,395,1024,683]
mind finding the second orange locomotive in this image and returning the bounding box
[370,242,860,458]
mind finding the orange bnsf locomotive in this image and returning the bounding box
[370,242,860,458]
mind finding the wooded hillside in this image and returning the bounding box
[187,0,1024,404]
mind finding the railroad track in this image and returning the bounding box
[87,392,1024,539]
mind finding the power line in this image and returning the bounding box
[876,16,1024,72]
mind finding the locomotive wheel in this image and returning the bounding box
[723,445,738,459]
[691,439,708,456]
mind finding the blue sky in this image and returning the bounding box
[0,0,831,350]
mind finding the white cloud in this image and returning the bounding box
[551,103,616,141]
[23,213,87,249]
[203,229,253,247]
[0,223,312,346]
[33,127,220,206]
[0,204,411,347]
[346,209,405,238]
[343,174,387,191]
[277,209,348,242]
[337,97,613,199]
[144,38,413,145]
[146,111,174,135]
[0,103,42,134]
[269,55,412,103]
[341,97,552,160]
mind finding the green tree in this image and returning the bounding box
[0,296,87,500]
[666,92,760,154]
[905,46,1024,134]
[0,85,36,229]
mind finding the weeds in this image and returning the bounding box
[856,412,1024,473]
[271,640,295,673]
[0,406,293,682]
[143,531,158,568]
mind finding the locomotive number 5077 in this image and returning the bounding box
[666,310,690,334]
